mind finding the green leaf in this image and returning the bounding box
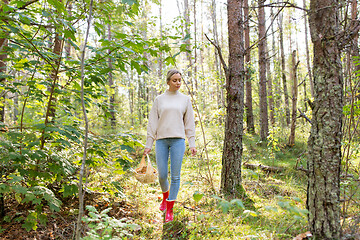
[121,0,138,6]
[230,199,245,209]
[219,201,231,214]
[12,185,28,194]
[8,174,24,183]
[47,0,66,13]
[62,184,78,198]
[193,191,204,203]
[22,212,38,232]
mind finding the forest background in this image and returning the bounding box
[0,0,359,239]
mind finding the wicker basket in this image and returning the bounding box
[134,154,158,184]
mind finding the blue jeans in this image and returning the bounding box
[155,138,185,201]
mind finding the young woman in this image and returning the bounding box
[143,69,197,222]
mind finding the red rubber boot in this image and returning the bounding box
[165,200,175,222]
[159,191,169,211]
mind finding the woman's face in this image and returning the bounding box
[168,73,182,92]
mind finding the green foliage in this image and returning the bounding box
[81,205,139,240]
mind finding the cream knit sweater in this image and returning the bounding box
[145,90,196,149]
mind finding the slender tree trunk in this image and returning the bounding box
[211,0,222,110]
[107,20,116,127]
[40,32,62,149]
[307,0,342,238]
[288,50,298,146]
[279,11,290,126]
[48,32,62,121]
[75,0,93,238]
[350,0,360,74]
[266,43,274,126]
[193,0,198,91]
[0,0,9,123]
[303,0,314,98]
[158,0,163,91]
[221,0,245,198]
[0,38,7,124]
[244,0,255,134]
[258,0,268,141]
[184,0,193,90]
[271,7,280,111]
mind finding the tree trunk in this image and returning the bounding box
[258,0,268,141]
[307,0,342,238]
[221,0,245,198]
[107,20,116,127]
[158,0,163,92]
[48,31,62,122]
[279,10,290,126]
[288,50,298,146]
[266,43,274,126]
[303,0,314,98]
[40,31,62,149]
[0,0,8,123]
[211,0,222,110]
[184,0,193,90]
[193,0,198,91]
[244,0,255,134]
[350,0,360,74]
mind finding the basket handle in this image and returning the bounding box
[145,154,153,174]
[138,155,146,169]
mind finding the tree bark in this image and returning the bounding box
[244,0,255,134]
[288,50,298,146]
[221,0,245,198]
[279,10,290,126]
[307,0,342,238]
[258,0,268,141]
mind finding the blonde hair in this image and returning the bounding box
[166,69,182,83]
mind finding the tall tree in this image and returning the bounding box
[244,0,255,133]
[278,8,290,126]
[258,0,268,141]
[303,0,314,97]
[211,0,223,109]
[288,50,298,146]
[183,0,193,88]
[221,0,245,197]
[307,0,343,238]
[0,0,8,123]
[350,0,359,74]
[0,0,7,220]
[266,43,274,126]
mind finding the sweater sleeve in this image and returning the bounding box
[145,98,159,149]
[184,97,196,148]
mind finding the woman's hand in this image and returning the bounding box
[143,148,151,156]
[190,147,197,156]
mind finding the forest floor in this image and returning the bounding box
[1,129,360,239]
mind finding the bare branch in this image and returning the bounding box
[204,33,228,76]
